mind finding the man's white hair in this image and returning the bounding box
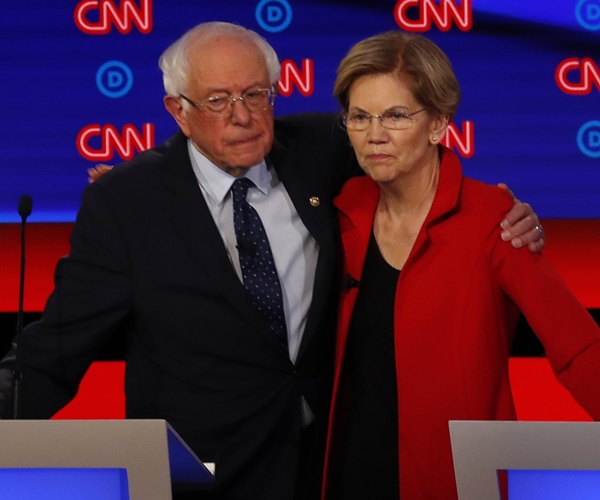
[159,21,281,98]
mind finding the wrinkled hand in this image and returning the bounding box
[497,183,545,253]
[87,164,114,183]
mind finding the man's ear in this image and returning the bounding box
[164,95,191,137]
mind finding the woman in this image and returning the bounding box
[322,31,600,499]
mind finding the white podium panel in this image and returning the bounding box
[450,420,600,500]
[0,419,213,500]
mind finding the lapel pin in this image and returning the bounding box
[309,196,320,207]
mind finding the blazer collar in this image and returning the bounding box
[334,146,463,272]
[335,146,462,228]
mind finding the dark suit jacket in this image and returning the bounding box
[6,113,357,500]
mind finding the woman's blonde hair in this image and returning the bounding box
[334,31,461,119]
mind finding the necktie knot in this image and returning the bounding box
[231,177,254,203]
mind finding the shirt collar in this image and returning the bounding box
[187,139,271,206]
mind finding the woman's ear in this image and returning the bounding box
[429,114,450,145]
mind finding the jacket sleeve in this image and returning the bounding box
[0,345,15,418]
[490,231,600,419]
[8,181,133,419]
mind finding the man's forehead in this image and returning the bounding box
[190,34,262,64]
[191,68,270,95]
[188,43,270,93]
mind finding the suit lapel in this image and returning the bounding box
[158,133,289,355]
[269,139,338,359]
[269,140,332,250]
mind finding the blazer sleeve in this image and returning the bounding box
[489,228,600,419]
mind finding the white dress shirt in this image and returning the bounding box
[187,140,318,364]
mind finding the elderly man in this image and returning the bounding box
[0,22,543,500]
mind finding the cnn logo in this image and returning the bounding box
[395,0,472,32]
[278,59,314,97]
[77,124,155,161]
[556,57,600,95]
[74,0,152,35]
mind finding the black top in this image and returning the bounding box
[327,232,400,499]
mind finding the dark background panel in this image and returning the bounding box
[0,1,599,222]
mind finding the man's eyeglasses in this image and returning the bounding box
[342,108,425,131]
[179,87,276,118]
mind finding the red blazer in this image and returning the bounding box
[323,147,600,500]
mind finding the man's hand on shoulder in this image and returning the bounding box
[87,164,114,183]
[497,183,545,253]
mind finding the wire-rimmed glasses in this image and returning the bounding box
[179,87,276,118]
[343,108,425,131]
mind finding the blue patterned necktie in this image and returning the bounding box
[231,178,288,346]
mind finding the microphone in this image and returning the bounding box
[18,195,32,220]
[236,239,256,256]
[343,273,360,291]
[12,195,32,419]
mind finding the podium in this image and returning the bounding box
[450,420,600,500]
[0,419,213,499]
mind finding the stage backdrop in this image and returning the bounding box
[0,0,599,222]
[0,0,598,423]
